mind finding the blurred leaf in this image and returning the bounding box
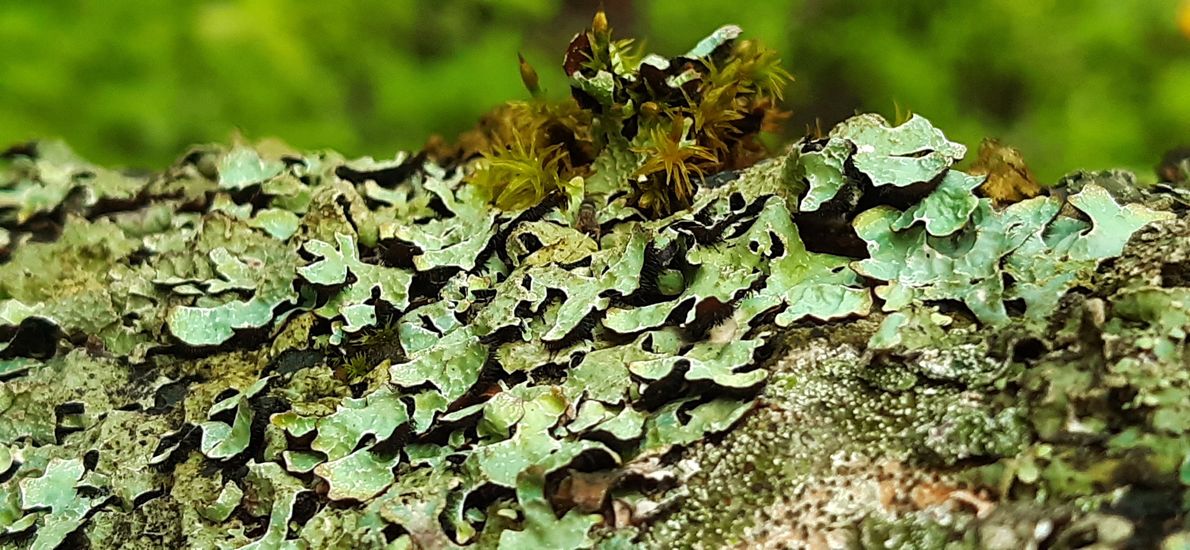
[389,326,487,402]
[498,467,600,550]
[831,114,966,187]
[299,232,413,335]
[892,170,984,236]
[315,449,400,502]
[1066,183,1174,260]
[218,146,285,191]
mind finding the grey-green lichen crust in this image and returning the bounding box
[0,75,1188,550]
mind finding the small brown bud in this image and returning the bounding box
[517,52,540,98]
[592,9,609,36]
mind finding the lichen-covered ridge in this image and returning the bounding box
[0,14,1188,550]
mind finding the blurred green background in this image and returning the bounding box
[1,0,1187,181]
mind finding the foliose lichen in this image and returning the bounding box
[0,10,1186,550]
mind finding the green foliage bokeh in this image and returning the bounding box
[1,0,1187,181]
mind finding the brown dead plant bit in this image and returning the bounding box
[970,138,1043,206]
